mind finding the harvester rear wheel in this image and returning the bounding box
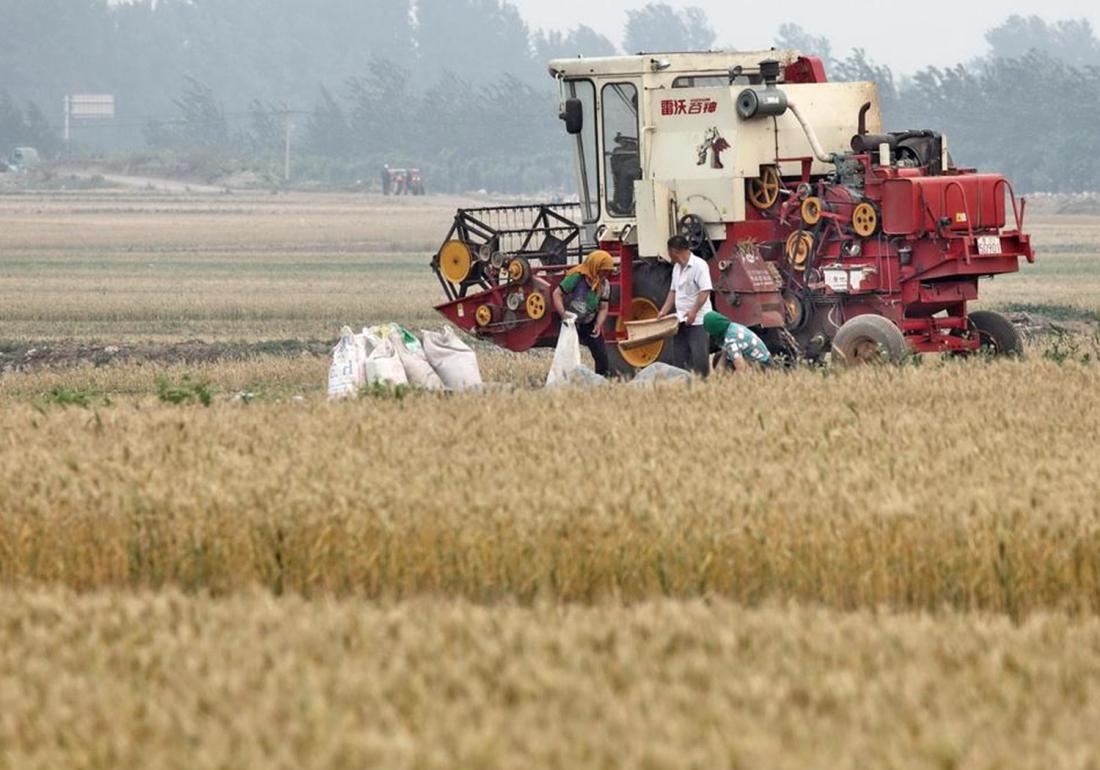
[832,315,908,366]
[608,260,676,377]
[961,311,1023,357]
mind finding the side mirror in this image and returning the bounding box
[561,98,583,135]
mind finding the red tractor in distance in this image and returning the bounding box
[431,50,1034,373]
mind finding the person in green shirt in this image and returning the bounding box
[552,250,614,376]
[703,311,773,373]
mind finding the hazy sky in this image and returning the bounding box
[511,0,1100,73]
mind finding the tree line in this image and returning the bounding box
[1,1,1098,193]
[778,18,1100,193]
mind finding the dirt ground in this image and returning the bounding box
[0,338,334,373]
[1007,310,1100,338]
[0,310,1093,376]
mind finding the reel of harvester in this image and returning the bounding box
[431,203,587,351]
[432,203,586,301]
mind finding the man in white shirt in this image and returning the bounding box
[658,235,714,376]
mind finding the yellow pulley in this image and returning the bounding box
[525,292,547,320]
[801,196,824,226]
[783,292,807,330]
[438,240,473,284]
[852,203,879,238]
[506,257,532,285]
[475,305,494,328]
[785,231,814,272]
[748,165,782,210]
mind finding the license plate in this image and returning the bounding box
[977,236,1001,255]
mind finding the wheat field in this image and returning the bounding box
[1,190,1099,769]
[2,361,1100,618]
[5,592,1100,770]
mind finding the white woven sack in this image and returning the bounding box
[422,326,483,390]
[328,326,367,400]
[365,339,409,387]
[391,331,443,390]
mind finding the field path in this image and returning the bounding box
[55,166,226,194]
[99,173,225,194]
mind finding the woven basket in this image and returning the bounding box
[620,316,679,350]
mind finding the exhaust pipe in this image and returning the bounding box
[736,59,834,164]
[858,102,871,136]
[787,101,832,164]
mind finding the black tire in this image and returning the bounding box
[607,260,676,378]
[964,310,1023,357]
[831,314,908,366]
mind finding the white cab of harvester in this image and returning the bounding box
[548,51,883,260]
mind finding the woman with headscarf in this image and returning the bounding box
[552,250,615,376]
[703,311,773,373]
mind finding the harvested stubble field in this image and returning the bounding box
[2,190,1100,769]
[0,190,463,342]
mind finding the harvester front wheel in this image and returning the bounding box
[831,315,908,366]
[608,260,675,377]
[962,311,1023,357]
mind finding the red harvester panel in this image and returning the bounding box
[882,175,1007,236]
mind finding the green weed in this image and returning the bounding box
[156,375,215,407]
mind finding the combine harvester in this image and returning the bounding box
[431,51,1034,372]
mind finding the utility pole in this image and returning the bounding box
[282,110,293,183]
[63,96,71,151]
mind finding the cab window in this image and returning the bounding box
[565,80,599,224]
[601,82,640,218]
[672,76,729,88]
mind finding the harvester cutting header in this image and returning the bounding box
[431,49,1034,372]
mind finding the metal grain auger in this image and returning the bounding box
[431,51,1035,373]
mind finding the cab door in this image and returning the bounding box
[600,81,642,220]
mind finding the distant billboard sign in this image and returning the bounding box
[67,94,115,119]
